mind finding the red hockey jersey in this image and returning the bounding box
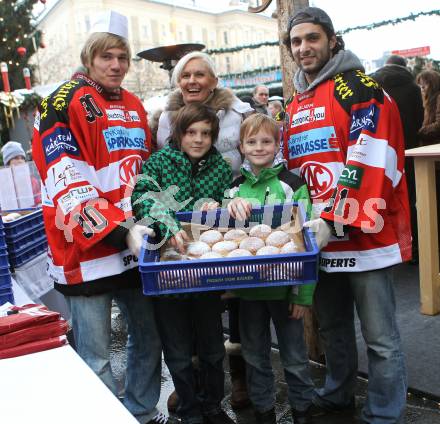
[32,74,151,285]
[284,70,411,272]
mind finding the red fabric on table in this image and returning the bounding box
[0,319,68,350]
[0,304,60,335]
[0,335,68,359]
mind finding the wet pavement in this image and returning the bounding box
[109,307,440,424]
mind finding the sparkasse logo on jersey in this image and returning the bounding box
[291,106,325,127]
[102,126,147,152]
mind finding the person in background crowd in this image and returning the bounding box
[1,140,41,206]
[268,100,285,123]
[416,70,440,144]
[156,50,253,411]
[132,103,234,424]
[371,55,424,263]
[251,85,270,115]
[416,69,440,255]
[31,12,168,424]
[283,7,411,423]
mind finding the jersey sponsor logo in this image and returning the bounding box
[299,161,334,199]
[102,126,147,152]
[106,109,141,122]
[119,155,143,185]
[356,70,379,89]
[338,164,364,189]
[287,126,339,159]
[291,106,325,127]
[349,104,380,140]
[43,127,80,164]
[52,162,83,187]
[297,91,315,103]
[123,254,139,266]
[58,185,98,215]
[320,257,356,268]
[52,80,80,111]
[334,73,354,100]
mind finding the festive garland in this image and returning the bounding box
[206,9,440,54]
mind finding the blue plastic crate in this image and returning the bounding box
[1,209,43,238]
[0,290,14,306]
[139,203,318,296]
[0,269,12,289]
[6,228,47,254]
[0,251,10,269]
[8,238,48,269]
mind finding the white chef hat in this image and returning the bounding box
[90,11,129,39]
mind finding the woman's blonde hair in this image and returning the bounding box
[80,32,131,69]
[171,51,217,88]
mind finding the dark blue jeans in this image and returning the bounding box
[314,268,407,423]
[154,295,225,424]
[239,299,314,413]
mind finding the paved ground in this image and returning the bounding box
[110,307,440,423]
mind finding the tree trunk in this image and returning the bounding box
[276,0,324,361]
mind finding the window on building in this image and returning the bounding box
[245,54,252,71]
[226,56,231,74]
[151,20,159,44]
[186,25,193,42]
[142,25,150,38]
[84,15,90,32]
[260,57,265,69]
[223,31,228,45]
[202,28,208,46]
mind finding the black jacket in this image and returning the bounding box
[371,65,424,149]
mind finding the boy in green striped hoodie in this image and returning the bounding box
[228,113,316,424]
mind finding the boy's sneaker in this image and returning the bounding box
[254,408,276,424]
[203,410,236,424]
[146,412,181,424]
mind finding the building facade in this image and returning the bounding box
[32,0,280,98]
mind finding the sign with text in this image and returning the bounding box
[391,46,430,57]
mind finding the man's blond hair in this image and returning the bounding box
[80,33,131,69]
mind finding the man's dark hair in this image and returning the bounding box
[282,7,345,57]
[386,55,407,67]
[171,103,220,148]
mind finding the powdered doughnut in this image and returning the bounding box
[199,229,223,246]
[212,240,238,256]
[256,246,280,256]
[226,248,252,258]
[265,231,290,248]
[200,251,223,259]
[187,241,211,258]
[249,224,272,240]
[239,237,265,254]
[280,241,298,254]
[224,229,248,243]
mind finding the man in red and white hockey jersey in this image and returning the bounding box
[283,7,411,423]
[32,12,169,424]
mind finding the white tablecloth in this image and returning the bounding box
[0,345,139,424]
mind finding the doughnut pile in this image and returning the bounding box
[178,224,299,261]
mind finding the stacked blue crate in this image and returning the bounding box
[3,209,47,271]
[0,216,14,305]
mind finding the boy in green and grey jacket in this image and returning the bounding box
[227,113,316,423]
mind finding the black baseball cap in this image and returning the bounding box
[287,7,335,35]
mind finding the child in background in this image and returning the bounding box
[131,103,235,424]
[1,141,41,206]
[227,114,316,424]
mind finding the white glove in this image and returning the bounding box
[126,224,155,258]
[303,218,332,250]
